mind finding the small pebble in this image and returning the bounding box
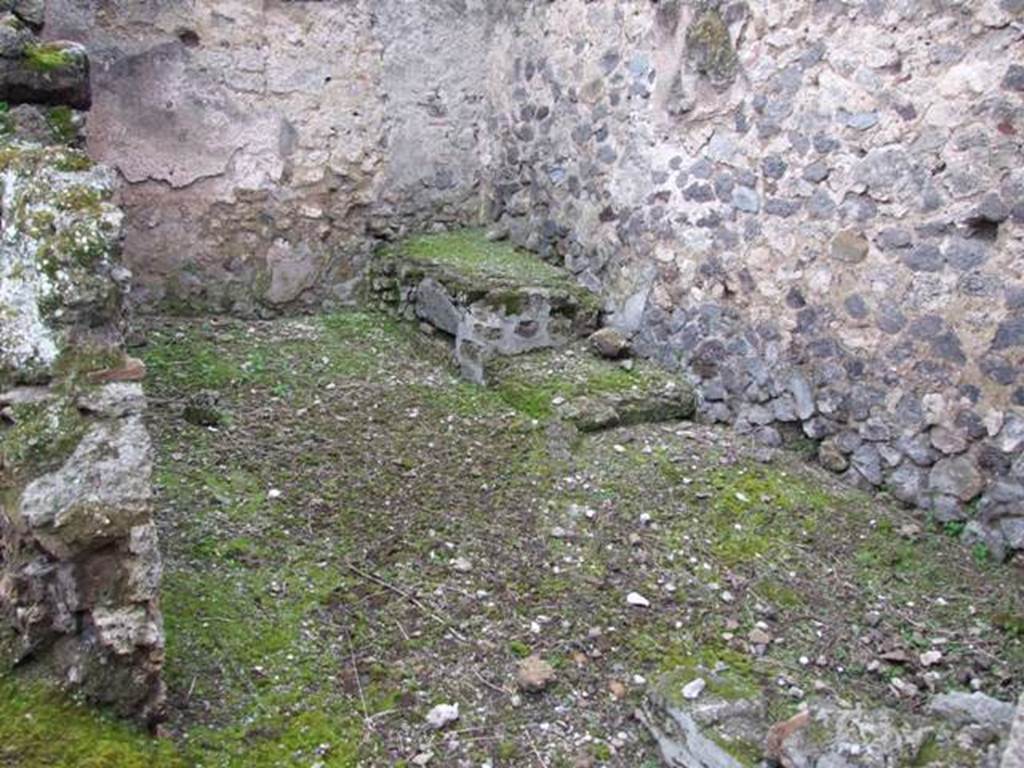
[626,592,651,608]
[682,678,706,700]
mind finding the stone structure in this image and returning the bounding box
[44,0,1024,561]
[485,1,1024,559]
[46,0,496,314]
[0,12,164,725]
[641,678,1019,768]
[366,232,601,382]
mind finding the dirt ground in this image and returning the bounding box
[114,311,1022,767]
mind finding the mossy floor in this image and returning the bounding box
[2,311,1022,767]
[386,230,573,289]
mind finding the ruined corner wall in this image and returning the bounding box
[0,16,164,723]
[483,0,1024,560]
[45,0,499,315]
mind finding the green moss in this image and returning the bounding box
[709,732,762,767]
[508,640,532,659]
[755,579,805,609]
[681,464,829,566]
[489,351,670,420]
[56,185,104,215]
[686,9,738,86]
[592,743,612,761]
[23,43,76,73]
[0,676,183,767]
[0,101,12,136]
[54,151,92,173]
[627,630,762,702]
[389,230,571,287]
[47,106,78,145]
[0,396,88,488]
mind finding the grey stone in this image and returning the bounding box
[929,456,984,502]
[930,494,966,523]
[877,302,908,335]
[928,692,1016,735]
[831,230,870,263]
[887,464,925,506]
[971,193,1010,224]
[902,244,944,272]
[877,228,913,250]
[685,8,739,87]
[807,188,837,219]
[845,294,869,319]
[12,0,44,28]
[77,383,147,419]
[997,414,1024,453]
[962,521,1008,562]
[264,240,318,305]
[641,683,765,768]
[789,374,815,420]
[993,318,1024,351]
[0,16,31,57]
[415,278,461,336]
[802,160,830,183]
[766,703,941,768]
[684,182,715,202]
[1003,694,1024,768]
[819,439,849,473]
[0,41,91,109]
[764,198,800,217]
[1003,64,1024,92]
[852,443,884,486]
[732,186,760,214]
[1001,518,1024,551]
[762,155,787,180]
[590,328,630,359]
[847,111,879,130]
[754,426,783,447]
[860,417,890,442]
[930,426,968,455]
[944,238,989,271]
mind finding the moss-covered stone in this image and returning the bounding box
[0,394,87,490]
[686,7,738,87]
[45,105,77,144]
[0,140,124,382]
[23,42,75,73]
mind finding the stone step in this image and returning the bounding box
[367,230,601,383]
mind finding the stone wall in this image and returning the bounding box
[0,14,164,724]
[482,0,1024,560]
[44,0,1024,559]
[46,0,498,314]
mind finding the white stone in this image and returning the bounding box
[682,678,707,700]
[626,592,651,608]
[426,703,460,730]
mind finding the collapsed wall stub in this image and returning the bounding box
[0,8,164,725]
[46,0,1024,563]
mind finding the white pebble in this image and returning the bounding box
[626,592,651,608]
[426,703,459,730]
[682,678,706,700]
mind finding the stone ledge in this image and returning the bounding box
[367,230,601,383]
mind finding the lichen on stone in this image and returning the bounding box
[0,140,125,385]
[685,6,739,87]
